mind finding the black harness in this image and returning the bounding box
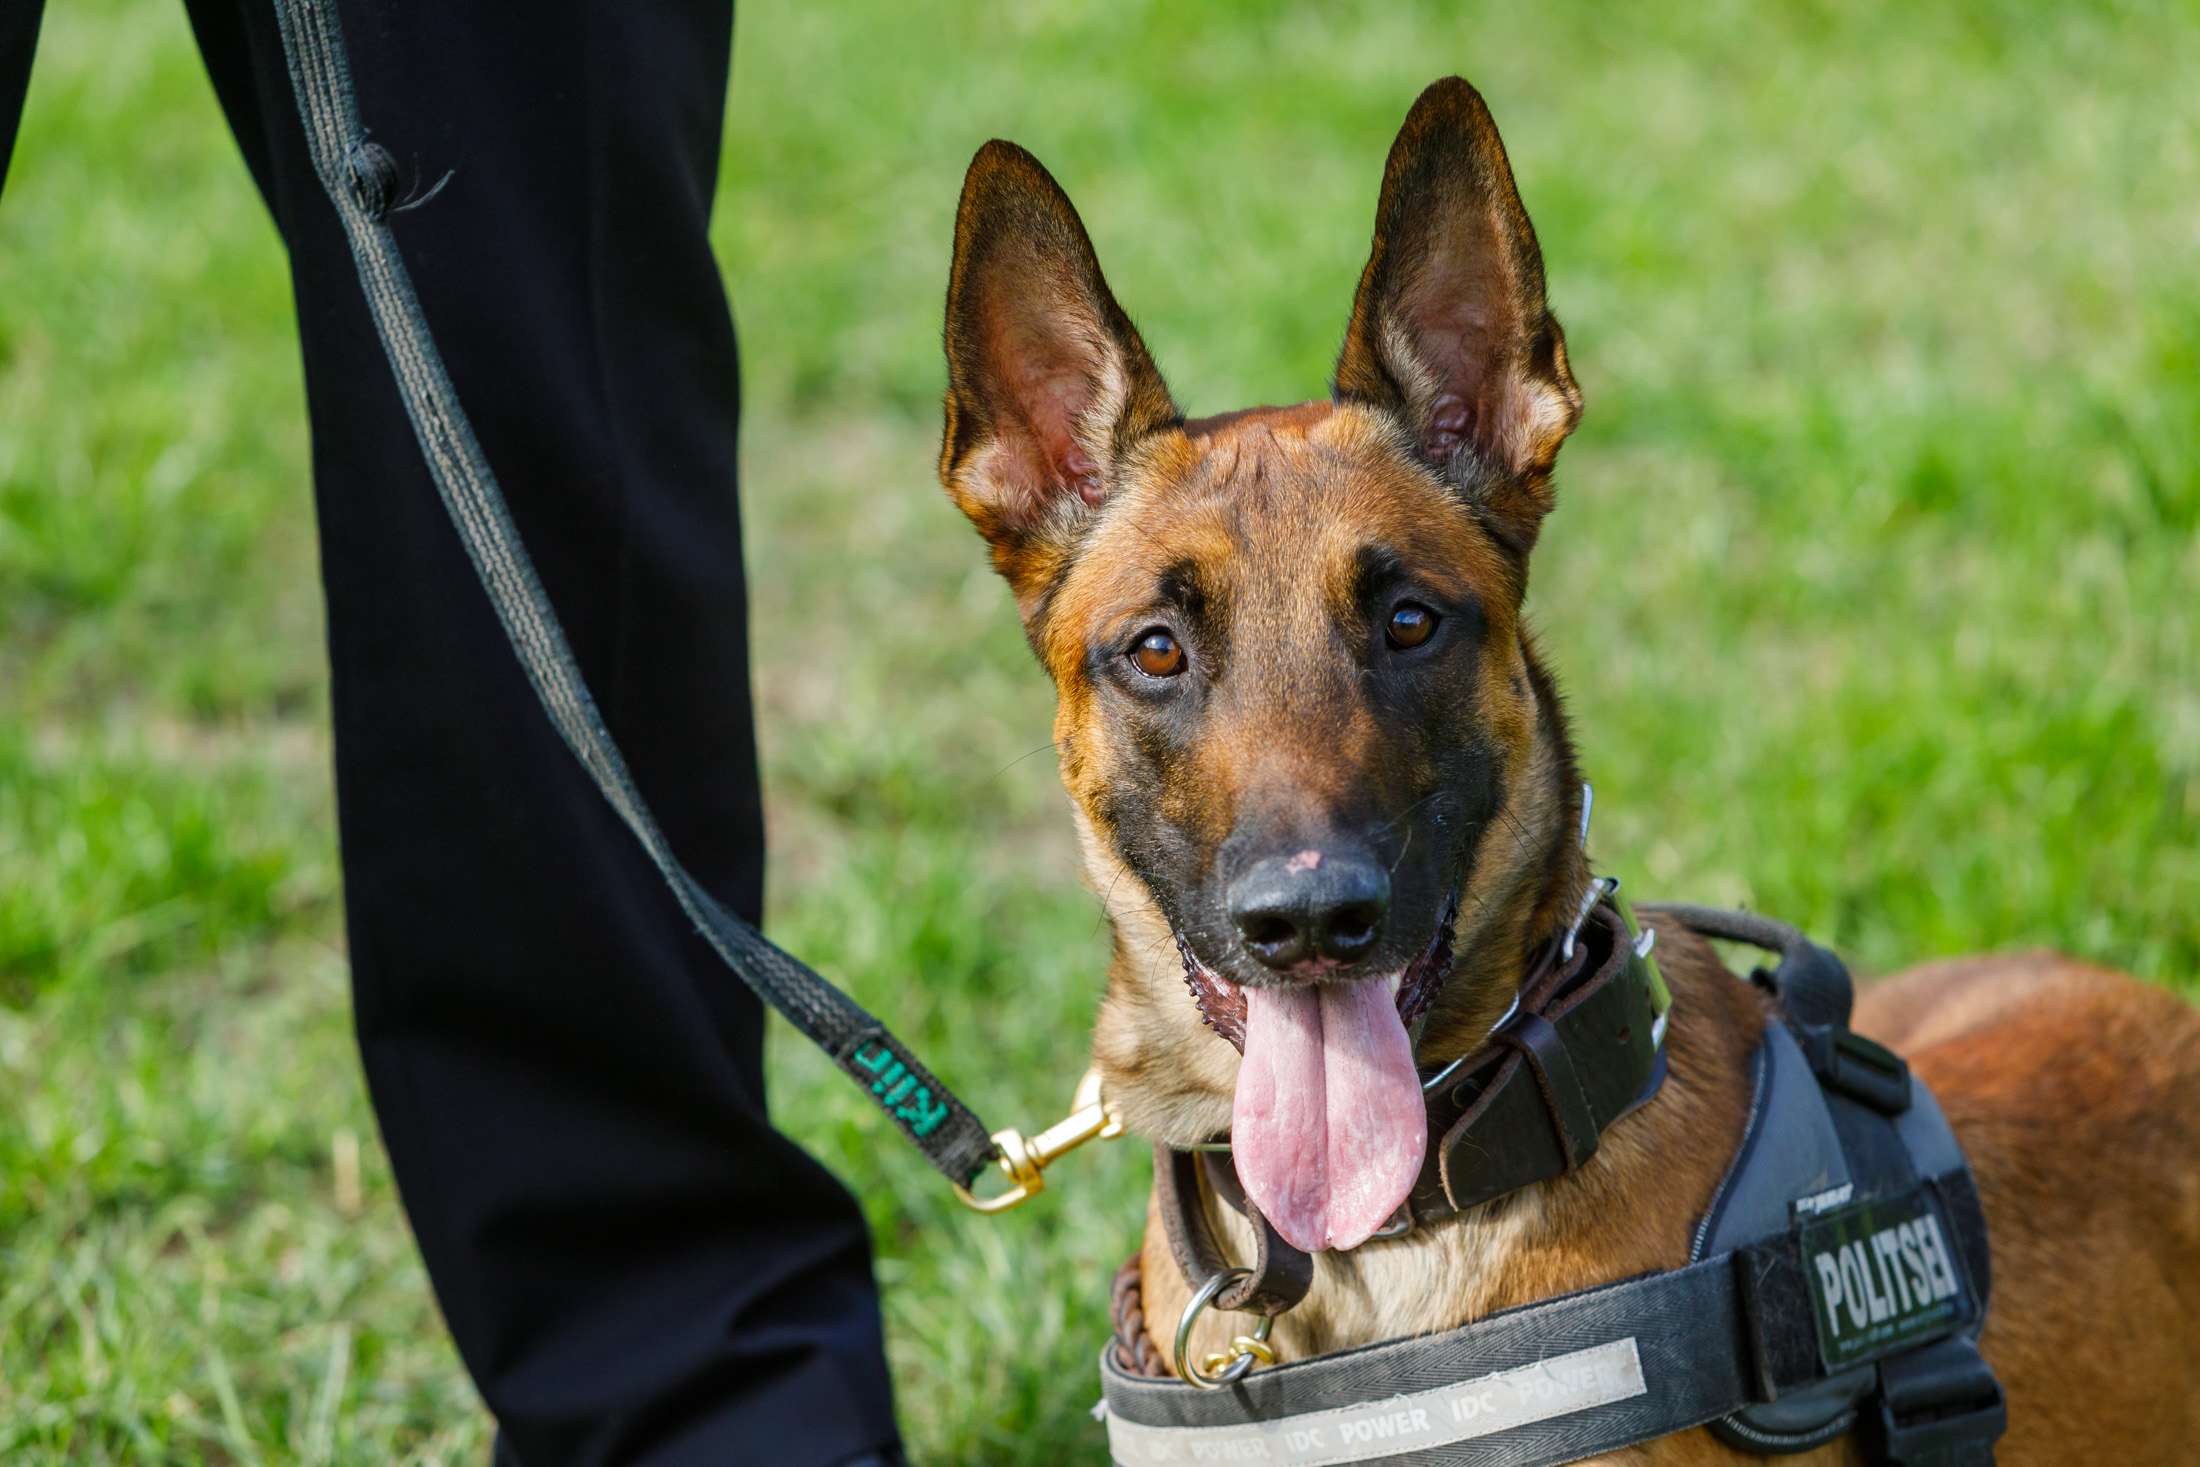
[1102,904,2008,1467]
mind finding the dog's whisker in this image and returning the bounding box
[986,741,1060,786]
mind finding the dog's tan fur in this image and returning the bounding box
[937,78,2200,1464]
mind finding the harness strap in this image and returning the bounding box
[1103,1250,1751,1466]
[1113,907,2007,1466]
[1154,1144,1314,1317]
[1634,902,1851,1029]
[1658,906,2005,1463]
[1102,1170,1993,1467]
[1491,1012,1600,1169]
[266,0,999,1185]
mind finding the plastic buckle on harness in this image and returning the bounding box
[1860,1336,2008,1466]
[1794,1023,1913,1115]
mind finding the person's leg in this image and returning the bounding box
[0,1,44,200]
[179,4,901,1463]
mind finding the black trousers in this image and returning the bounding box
[1,6,899,1464]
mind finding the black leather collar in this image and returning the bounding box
[1408,899,1668,1223]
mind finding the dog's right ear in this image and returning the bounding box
[940,142,1179,602]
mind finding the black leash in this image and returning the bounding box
[266,0,999,1188]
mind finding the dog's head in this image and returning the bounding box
[938,79,1585,1250]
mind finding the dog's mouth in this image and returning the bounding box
[1175,897,1457,1253]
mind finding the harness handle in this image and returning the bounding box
[1637,903,1911,1115]
[1633,902,1855,1030]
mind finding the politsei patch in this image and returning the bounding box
[1800,1189,1970,1370]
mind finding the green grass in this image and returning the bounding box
[2,0,2196,1461]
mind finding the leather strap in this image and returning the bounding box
[1413,901,1666,1220]
[1153,1143,1314,1317]
[1492,1010,1601,1168]
[1110,1253,1173,1379]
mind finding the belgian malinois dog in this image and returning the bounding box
[936,77,2200,1462]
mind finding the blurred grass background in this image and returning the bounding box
[1,0,2195,1461]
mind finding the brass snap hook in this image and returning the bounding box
[952,1068,1125,1214]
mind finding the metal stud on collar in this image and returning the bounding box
[1561,783,1615,963]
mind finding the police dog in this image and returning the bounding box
[935,78,2200,1463]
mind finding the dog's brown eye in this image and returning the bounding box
[1386,604,1438,650]
[1130,629,1187,679]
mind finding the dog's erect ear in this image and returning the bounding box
[940,142,1178,591]
[1334,78,1582,552]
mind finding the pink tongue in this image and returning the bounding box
[1231,980,1426,1252]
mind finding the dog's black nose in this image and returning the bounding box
[1227,848,1391,971]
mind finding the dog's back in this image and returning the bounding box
[1857,960,2200,1460]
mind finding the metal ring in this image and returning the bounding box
[1173,1268,1275,1390]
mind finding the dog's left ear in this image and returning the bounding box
[940,141,1179,601]
[1335,78,1582,554]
